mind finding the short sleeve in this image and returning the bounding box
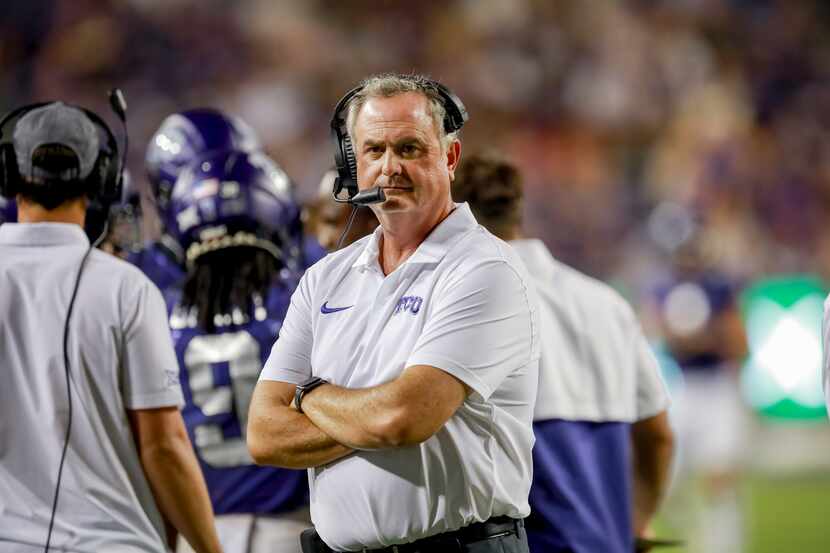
[632,320,670,420]
[407,260,538,400]
[260,271,314,384]
[121,280,184,410]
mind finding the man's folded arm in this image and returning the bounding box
[299,364,470,450]
[247,379,354,469]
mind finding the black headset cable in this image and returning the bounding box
[335,204,360,251]
[43,222,108,553]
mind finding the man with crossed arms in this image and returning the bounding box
[248,73,540,553]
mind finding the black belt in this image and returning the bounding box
[357,516,524,553]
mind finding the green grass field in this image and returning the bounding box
[745,474,830,553]
[657,473,830,553]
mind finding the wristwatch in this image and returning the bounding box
[294,376,328,413]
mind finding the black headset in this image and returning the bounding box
[0,90,127,216]
[329,76,469,202]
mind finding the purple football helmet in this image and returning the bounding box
[168,150,302,272]
[145,108,260,211]
[0,197,17,224]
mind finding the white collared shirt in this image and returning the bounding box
[509,239,669,422]
[261,204,539,551]
[0,223,183,553]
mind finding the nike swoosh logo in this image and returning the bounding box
[320,302,353,314]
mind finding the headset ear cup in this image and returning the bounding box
[0,143,20,198]
[331,126,358,200]
[342,134,358,186]
[432,81,468,134]
[79,107,121,207]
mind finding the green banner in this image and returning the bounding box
[740,276,827,421]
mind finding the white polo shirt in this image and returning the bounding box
[0,223,184,553]
[261,204,540,552]
[509,239,669,422]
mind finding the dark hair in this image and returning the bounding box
[180,246,281,332]
[19,144,88,209]
[452,151,523,239]
[18,179,87,210]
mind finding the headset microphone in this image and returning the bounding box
[334,187,385,250]
[107,89,128,190]
[349,186,386,206]
[108,88,127,119]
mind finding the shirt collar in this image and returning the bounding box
[509,238,553,263]
[352,203,478,270]
[0,222,90,247]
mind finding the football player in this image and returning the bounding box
[133,108,261,291]
[166,149,310,553]
[649,231,748,553]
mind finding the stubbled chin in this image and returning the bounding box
[376,196,411,212]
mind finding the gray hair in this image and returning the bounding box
[345,73,459,151]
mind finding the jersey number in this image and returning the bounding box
[183,331,261,467]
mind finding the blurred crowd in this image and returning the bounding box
[3,0,830,303]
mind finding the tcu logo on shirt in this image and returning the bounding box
[394,295,423,315]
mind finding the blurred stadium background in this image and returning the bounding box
[3,1,829,551]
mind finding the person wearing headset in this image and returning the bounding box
[165,149,312,553]
[0,101,222,553]
[451,152,675,553]
[248,73,540,553]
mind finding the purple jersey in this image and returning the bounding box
[653,270,738,372]
[302,235,326,267]
[166,282,308,515]
[526,420,632,553]
[128,238,186,292]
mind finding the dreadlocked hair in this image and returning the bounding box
[181,246,281,332]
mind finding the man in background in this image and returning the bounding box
[453,152,674,553]
[0,101,221,553]
[302,168,378,252]
[648,229,748,553]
